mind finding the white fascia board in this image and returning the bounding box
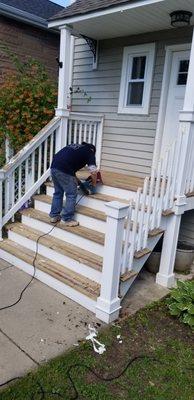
[48,0,165,29]
[0,2,48,30]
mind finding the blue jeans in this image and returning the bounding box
[49,169,77,221]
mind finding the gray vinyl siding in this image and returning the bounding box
[179,211,194,246]
[72,27,193,177]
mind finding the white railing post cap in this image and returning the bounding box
[55,108,70,118]
[105,201,129,219]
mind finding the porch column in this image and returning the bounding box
[175,27,194,199]
[156,213,181,288]
[95,201,128,323]
[55,26,71,152]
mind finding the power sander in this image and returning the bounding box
[77,171,103,195]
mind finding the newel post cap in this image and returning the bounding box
[105,201,129,219]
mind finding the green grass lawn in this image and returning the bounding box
[0,301,193,400]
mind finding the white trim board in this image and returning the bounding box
[152,42,191,167]
[48,0,164,28]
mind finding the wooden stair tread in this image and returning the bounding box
[120,270,137,282]
[22,207,105,245]
[162,209,174,216]
[7,222,103,271]
[134,248,151,259]
[46,170,144,192]
[76,205,106,221]
[148,228,164,237]
[0,239,100,299]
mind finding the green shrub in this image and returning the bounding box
[167,280,194,328]
[0,45,57,166]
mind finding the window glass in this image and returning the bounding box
[127,82,144,105]
[177,59,189,85]
[131,56,146,79]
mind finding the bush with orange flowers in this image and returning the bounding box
[0,45,57,166]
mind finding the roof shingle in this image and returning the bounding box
[0,0,63,19]
[49,0,134,21]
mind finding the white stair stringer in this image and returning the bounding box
[119,233,164,298]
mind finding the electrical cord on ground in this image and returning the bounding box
[0,193,85,312]
[0,354,161,398]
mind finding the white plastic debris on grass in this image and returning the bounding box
[86,324,106,355]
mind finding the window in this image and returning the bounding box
[118,43,155,115]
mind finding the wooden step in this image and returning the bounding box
[76,205,106,221]
[46,170,144,192]
[134,248,151,259]
[148,228,164,238]
[162,209,174,216]
[7,222,103,271]
[0,239,100,300]
[120,270,138,282]
[23,207,105,245]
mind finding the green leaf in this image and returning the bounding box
[188,304,194,315]
[183,313,194,327]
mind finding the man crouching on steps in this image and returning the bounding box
[49,142,97,227]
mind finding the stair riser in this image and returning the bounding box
[8,230,102,284]
[75,213,106,233]
[35,198,108,230]
[46,184,135,201]
[22,214,104,256]
[0,248,97,313]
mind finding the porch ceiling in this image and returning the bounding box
[49,0,194,40]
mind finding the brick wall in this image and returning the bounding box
[0,15,60,84]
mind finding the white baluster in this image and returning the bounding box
[137,177,149,251]
[121,202,132,274]
[151,160,162,230]
[143,169,155,248]
[88,122,92,143]
[43,140,48,174]
[128,188,141,270]
[83,122,87,142]
[78,122,82,144]
[73,121,77,143]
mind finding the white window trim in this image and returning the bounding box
[118,43,155,115]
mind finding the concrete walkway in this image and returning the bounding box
[0,259,169,386]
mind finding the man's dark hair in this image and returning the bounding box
[82,141,96,154]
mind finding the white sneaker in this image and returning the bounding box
[62,220,79,227]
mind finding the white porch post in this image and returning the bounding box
[55,27,71,152]
[175,28,194,198]
[156,214,181,288]
[96,201,128,323]
[156,28,194,288]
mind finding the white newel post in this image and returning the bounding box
[55,27,71,152]
[96,201,129,323]
[156,28,194,288]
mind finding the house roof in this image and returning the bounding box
[0,0,63,19]
[49,0,134,21]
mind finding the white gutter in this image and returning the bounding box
[48,0,165,28]
[0,2,50,30]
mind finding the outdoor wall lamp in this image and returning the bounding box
[56,57,63,68]
[170,10,193,27]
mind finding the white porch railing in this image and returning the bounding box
[0,117,61,239]
[68,113,104,167]
[121,124,187,275]
[0,113,104,239]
